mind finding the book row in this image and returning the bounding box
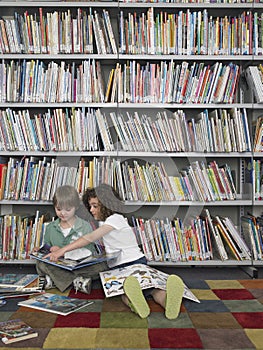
[97,107,251,153]
[0,8,117,54]
[0,156,237,202]
[0,59,241,104]
[106,61,240,104]
[0,107,251,153]
[1,209,262,263]
[120,9,263,55]
[132,209,255,262]
[2,0,260,2]
[0,211,47,260]
[118,0,263,3]
[1,7,263,56]
[0,108,101,152]
[0,59,104,103]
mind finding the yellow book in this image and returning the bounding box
[88,159,94,188]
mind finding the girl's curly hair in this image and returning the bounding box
[82,184,124,221]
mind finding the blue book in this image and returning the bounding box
[18,293,93,316]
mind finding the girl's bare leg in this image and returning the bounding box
[151,288,166,308]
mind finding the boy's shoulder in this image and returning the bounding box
[46,218,59,229]
[74,216,94,233]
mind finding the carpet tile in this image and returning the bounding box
[212,288,256,299]
[100,311,148,328]
[189,312,242,329]
[0,279,263,349]
[223,299,263,312]
[245,329,263,349]
[148,312,194,329]
[54,312,101,328]
[198,329,256,349]
[149,328,203,349]
[183,299,230,312]
[190,289,220,300]
[232,312,263,328]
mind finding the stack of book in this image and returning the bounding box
[0,273,44,299]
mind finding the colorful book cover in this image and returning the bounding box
[0,319,37,344]
[18,293,93,316]
[0,273,39,288]
[30,244,120,271]
[99,263,199,303]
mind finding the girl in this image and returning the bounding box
[44,183,184,319]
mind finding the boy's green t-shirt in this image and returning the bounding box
[44,216,97,253]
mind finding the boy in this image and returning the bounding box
[35,185,108,293]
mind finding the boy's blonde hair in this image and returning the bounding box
[53,185,80,209]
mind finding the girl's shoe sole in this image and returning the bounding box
[123,276,150,318]
[165,274,184,320]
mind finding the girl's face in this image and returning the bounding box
[55,206,76,223]
[88,197,101,220]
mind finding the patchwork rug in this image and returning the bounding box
[0,278,263,349]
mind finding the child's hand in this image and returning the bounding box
[50,246,60,252]
[44,247,65,261]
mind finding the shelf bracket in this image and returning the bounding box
[239,266,258,279]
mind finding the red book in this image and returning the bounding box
[0,162,7,199]
[209,161,227,200]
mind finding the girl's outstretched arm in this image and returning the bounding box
[44,224,113,261]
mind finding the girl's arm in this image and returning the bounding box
[44,224,113,261]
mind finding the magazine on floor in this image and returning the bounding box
[0,290,45,299]
[30,244,120,271]
[0,319,38,344]
[0,273,43,298]
[18,293,94,315]
[0,274,39,288]
[99,264,200,303]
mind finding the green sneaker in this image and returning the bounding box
[123,276,150,318]
[165,274,184,320]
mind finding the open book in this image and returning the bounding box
[30,244,120,271]
[99,264,200,303]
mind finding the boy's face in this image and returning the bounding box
[55,206,76,223]
[88,197,101,220]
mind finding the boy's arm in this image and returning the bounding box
[44,224,113,261]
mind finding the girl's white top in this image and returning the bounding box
[100,213,144,268]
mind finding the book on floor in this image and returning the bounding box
[0,319,38,344]
[30,244,120,271]
[0,284,44,299]
[18,293,93,315]
[0,273,43,298]
[0,273,39,288]
[0,290,45,299]
[99,263,200,303]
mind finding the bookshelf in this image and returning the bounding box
[0,1,263,275]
